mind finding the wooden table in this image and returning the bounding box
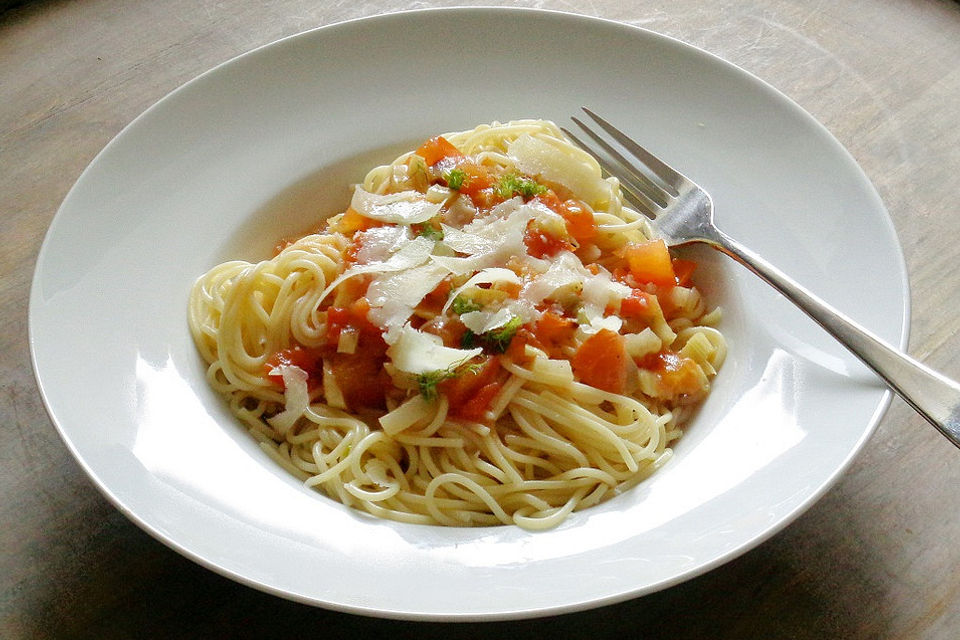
[3,1,959,637]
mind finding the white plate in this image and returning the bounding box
[30,8,907,620]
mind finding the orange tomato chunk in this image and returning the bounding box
[618,289,656,319]
[571,329,630,394]
[624,239,676,286]
[532,311,577,359]
[558,199,598,242]
[440,356,501,417]
[338,208,381,234]
[265,345,325,388]
[328,344,390,410]
[672,258,697,287]
[524,227,575,259]
[325,297,381,342]
[457,381,503,422]
[416,135,462,166]
[640,351,706,400]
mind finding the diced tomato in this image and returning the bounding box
[265,345,325,388]
[416,135,462,166]
[420,314,468,349]
[454,162,496,199]
[638,351,705,400]
[619,289,656,319]
[465,187,501,210]
[524,227,575,259]
[532,311,577,359]
[416,278,453,316]
[325,297,382,343]
[327,340,390,410]
[559,199,598,242]
[337,208,383,235]
[440,356,501,417]
[344,241,361,265]
[672,258,697,287]
[456,381,503,422]
[532,193,597,243]
[571,329,630,394]
[623,239,676,287]
[504,327,535,363]
[533,190,563,210]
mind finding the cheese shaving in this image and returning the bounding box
[386,324,482,375]
[350,187,444,224]
[443,268,521,314]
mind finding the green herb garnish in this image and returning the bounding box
[444,168,467,191]
[460,315,523,354]
[495,173,548,200]
[484,315,523,352]
[450,295,482,315]
[415,222,444,241]
[416,362,482,400]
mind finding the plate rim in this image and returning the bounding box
[28,6,910,621]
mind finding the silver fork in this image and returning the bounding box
[564,107,960,449]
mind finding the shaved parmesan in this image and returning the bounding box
[443,194,477,226]
[430,253,493,275]
[350,187,443,224]
[266,365,309,435]
[355,225,411,264]
[507,134,613,207]
[440,224,498,255]
[520,252,585,305]
[317,236,436,305]
[443,267,521,314]
[582,269,631,309]
[460,307,515,334]
[387,324,482,375]
[367,263,450,343]
[457,199,534,259]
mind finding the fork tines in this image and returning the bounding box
[562,107,681,217]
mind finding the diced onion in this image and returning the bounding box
[266,365,310,435]
[322,360,347,409]
[625,328,662,359]
[379,394,434,436]
[337,328,359,354]
[530,357,575,386]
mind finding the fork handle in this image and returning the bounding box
[712,229,960,449]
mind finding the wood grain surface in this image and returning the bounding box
[2,0,958,638]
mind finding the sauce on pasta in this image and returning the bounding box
[188,120,725,529]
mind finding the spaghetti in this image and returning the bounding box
[188,120,725,529]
